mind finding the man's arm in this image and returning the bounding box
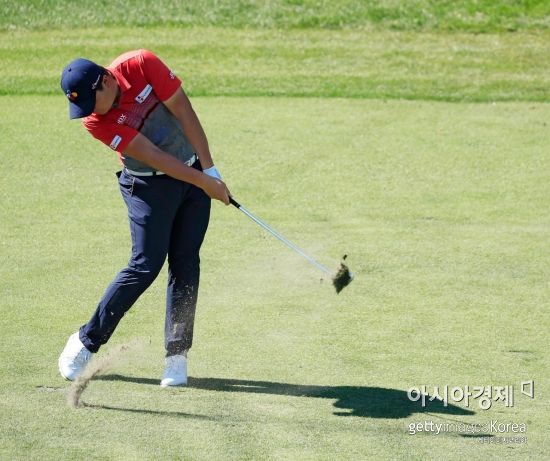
[124,133,230,204]
[163,88,215,170]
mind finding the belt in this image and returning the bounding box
[124,154,197,177]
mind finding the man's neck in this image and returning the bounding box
[112,85,121,109]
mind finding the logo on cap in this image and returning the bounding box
[91,74,101,90]
[66,90,78,101]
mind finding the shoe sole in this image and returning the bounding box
[160,382,187,388]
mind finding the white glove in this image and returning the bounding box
[203,165,222,180]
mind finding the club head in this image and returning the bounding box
[332,262,353,293]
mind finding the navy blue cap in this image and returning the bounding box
[60,58,104,119]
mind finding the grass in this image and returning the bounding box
[1,0,550,32]
[0,95,549,459]
[1,1,549,459]
[1,27,550,101]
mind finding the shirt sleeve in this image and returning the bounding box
[83,117,139,154]
[139,49,182,101]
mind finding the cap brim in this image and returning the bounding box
[68,95,95,119]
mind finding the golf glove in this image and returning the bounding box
[203,165,222,180]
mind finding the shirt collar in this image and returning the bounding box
[107,66,131,92]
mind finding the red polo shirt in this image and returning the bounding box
[83,49,182,161]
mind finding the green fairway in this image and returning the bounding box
[1,1,549,459]
[2,0,550,32]
[1,95,548,460]
[2,27,550,101]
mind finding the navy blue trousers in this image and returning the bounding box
[79,162,211,356]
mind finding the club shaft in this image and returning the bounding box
[231,199,332,275]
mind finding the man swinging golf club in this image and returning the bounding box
[58,49,231,387]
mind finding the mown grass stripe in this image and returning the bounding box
[1,0,550,32]
[1,27,549,101]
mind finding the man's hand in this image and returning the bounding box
[125,133,230,204]
[203,165,222,180]
[200,174,231,205]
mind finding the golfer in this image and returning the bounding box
[58,49,230,387]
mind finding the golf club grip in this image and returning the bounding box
[229,197,241,208]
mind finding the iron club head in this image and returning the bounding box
[332,258,353,294]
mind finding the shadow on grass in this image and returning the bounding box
[99,374,474,419]
[97,375,158,385]
[82,402,214,420]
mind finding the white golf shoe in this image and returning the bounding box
[58,332,93,381]
[160,354,187,387]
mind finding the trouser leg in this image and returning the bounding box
[165,182,211,356]
[79,171,181,353]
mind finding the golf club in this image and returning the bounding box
[229,197,353,293]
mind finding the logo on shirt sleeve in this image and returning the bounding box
[135,84,153,104]
[169,71,176,79]
[109,135,122,150]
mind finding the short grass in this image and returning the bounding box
[2,0,550,32]
[1,27,550,101]
[1,2,549,459]
[0,95,548,460]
